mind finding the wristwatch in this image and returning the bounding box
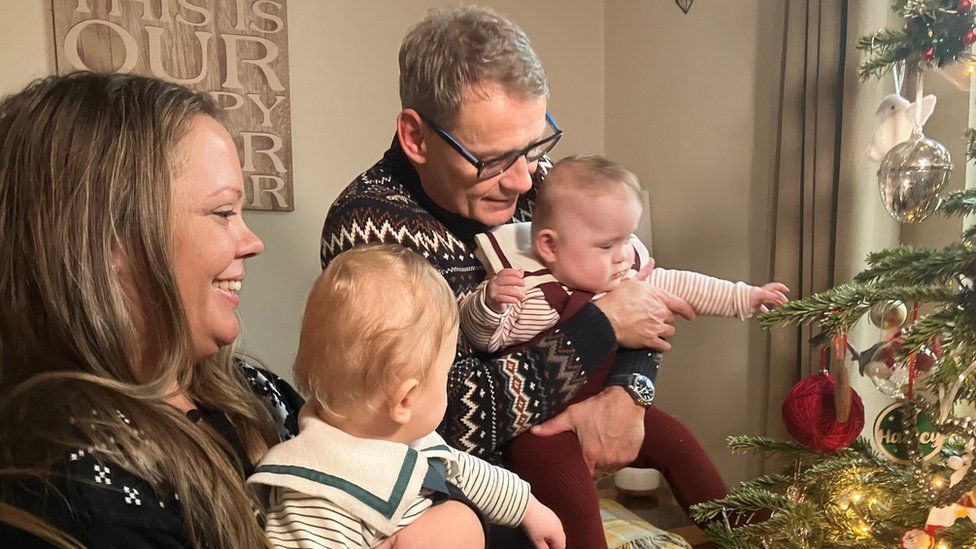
[611,373,655,408]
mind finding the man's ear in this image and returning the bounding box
[534,228,559,264]
[397,109,428,165]
[388,377,422,426]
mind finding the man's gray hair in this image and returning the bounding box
[399,6,549,125]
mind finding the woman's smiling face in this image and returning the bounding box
[170,116,264,363]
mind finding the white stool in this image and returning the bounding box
[613,467,661,497]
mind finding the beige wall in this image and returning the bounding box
[604,0,783,486]
[0,4,54,85]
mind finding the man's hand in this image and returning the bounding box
[595,262,695,351]
[530,386,645,478]
[485,268,525,314]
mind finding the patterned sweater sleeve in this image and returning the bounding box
[0,451,188,548]
[265,486,375,548]
[321,181,616,457]
[648,267,755,320]
[447,447,530,527]
[459,282,559,353]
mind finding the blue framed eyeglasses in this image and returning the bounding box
[421,112,563,180]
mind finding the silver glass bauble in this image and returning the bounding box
[868,300,907,330]
[877,127,953,223]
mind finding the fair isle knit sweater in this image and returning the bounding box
[320,139,659,458]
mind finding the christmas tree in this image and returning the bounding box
[691,2,976,547]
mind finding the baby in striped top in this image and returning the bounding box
[248,244,564,548]
[459,154,790,354]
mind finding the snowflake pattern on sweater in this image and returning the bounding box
[0,360,302,548]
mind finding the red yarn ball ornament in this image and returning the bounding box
[959,0,972,13]
[965,30,976,46]
[782,374,864,452]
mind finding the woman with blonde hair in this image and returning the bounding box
[0,72,484,548]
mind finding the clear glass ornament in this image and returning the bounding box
[877,128,953,223]
[865,338,938,398]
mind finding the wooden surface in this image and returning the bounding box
[51,0,294,211]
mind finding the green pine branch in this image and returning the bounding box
[856,27,910,80]
[854,243,972,286]
[726,436,810,456]
[701,522,760,549]
[937,519,976,548]
[757,283,956,332]
[691,487,792,522]
[724,502,821,543]
[856,27,909,52]
[964,225,976,243]
[736,473,791,492]
[858,49,909,81]
[901,0,961,16]
[939,188,976,217]
[802,459,880,479]
[957,378,976,402]
[846,437,881,459]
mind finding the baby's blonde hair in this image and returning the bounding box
[294,244,459,421]
[532,153,643,239]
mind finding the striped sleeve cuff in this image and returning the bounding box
[733,281,754,320]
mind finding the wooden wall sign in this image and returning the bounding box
[51,0,294,212]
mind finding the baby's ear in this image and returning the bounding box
[388,378,422,425]
[534,228,558,264]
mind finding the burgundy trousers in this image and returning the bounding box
[499,363,728,549]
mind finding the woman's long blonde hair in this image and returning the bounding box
[0,72,277,548]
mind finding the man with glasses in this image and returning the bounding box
[320,6,726,547]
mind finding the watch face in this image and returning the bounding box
[630,374,655,405]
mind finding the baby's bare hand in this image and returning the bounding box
[486,268,525,314]
[751,282,790,313]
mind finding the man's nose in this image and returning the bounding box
[498,155,533,194]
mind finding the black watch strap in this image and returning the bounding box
[605,373,655,408]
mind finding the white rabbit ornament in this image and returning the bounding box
[867,93,937,163]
